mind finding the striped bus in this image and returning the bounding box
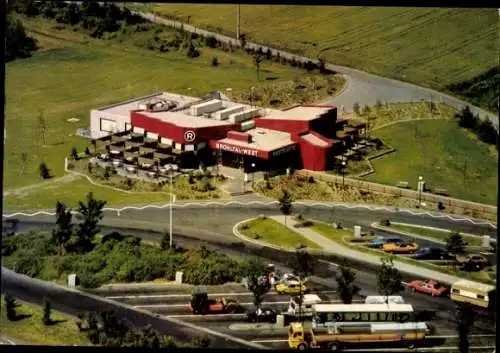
[312,303,415,328]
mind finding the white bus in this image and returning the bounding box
[450,280,496,310]
[312,303,415,328]
[365,296,405,304]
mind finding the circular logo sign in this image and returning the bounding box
[184,130,196,143]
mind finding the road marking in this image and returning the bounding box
[341,347,496,352]
[106,290,338,300]
[134,300,348,308]
[167,313,245,318]
[252,339,288,343]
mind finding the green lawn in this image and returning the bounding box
[365,119,498,205]
[149,4,498,102]
[4,16,312,191]
[3,175,176,212]
[238,218,321,250]
[0,297,90,346]
[389,223,483,246]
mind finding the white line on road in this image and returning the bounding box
[134,300,350,308]
[107,290,338,300]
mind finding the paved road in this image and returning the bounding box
[0,268,262,349]
[137,12,499,129]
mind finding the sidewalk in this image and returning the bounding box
[269,215,474,286]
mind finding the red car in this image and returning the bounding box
[408,279,449,297]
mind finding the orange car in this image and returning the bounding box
[383,241,418,254]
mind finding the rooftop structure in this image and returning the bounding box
[217,127,295,152]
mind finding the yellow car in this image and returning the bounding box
[275,282,308,295]
[383,241,418,254]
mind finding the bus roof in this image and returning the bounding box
[314,303,414,313]
[452,280,495,293]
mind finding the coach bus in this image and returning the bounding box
[312,304,415,328]
[288,321,431,351]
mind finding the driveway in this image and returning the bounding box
[137,12,498,129]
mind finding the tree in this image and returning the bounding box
[85,147,91,156]
[75,192,107,252]
[5,15,38,62]
[20,152,28,175]
[278,189,293,227]
[455,303,476,353]
[253,54,264,81]
[70,147,79,161]
[375,99,383,112]
[4,294,17,321]
[353,102,360,115]
[377,257,402,302]
[446,231,467,254]
[52,201,73,253]
[39,162,51,179]
[38,110,47,146]
[318,57,326,74]
[362,105,371,115]
[454,106,478,130]
[42,297,52,325]
[336,260,361,304]
[242,259,269,315]
[476,118,498,145]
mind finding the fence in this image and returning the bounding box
[296,170,497,221]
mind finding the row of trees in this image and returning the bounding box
[5,11,38,62]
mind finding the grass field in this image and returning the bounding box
[388,223,483,246]
[238,217,321,249]
[4,16,317,192]
[366,119,498,205]
[149,4,498,102]
[0,297,90,346]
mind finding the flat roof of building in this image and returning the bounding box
[138,100,259,128]
[217,127,295,152]
[96,92,201,117]
[261,105,333,121]
[301,133,329,147]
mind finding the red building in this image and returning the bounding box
[91,92,365,172]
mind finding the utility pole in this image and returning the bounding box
[236,4,241,40]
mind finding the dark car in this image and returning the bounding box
[246,307,277,323]
[413,247,453,260]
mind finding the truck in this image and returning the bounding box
[189,288,244,315]
[288,321,430,351]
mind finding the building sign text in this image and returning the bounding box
[216,143,259,157]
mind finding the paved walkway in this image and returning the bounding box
[269,215,477,285]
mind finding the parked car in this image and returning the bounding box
[408,279,449,297]
[370,236,402,249]
[246,307,277,323]
[455,254,490,271]
[276,281,308,295]
[383,241,418,254]
[413,247,454,260]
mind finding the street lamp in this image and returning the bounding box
[251,162,256,184]
[417,175,424,206]
[341,160,347,189]
[165,163,178,249]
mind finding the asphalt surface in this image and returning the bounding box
[0,268,257,349]
[139,12,499,128]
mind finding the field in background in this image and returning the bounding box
[365,119,498,205]
[150,4,498,111]
[4,16,316,192]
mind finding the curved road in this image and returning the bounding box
[138,12,499,128]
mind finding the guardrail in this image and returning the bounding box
[297,170,497,221]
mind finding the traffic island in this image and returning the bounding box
[0,296,91,346]
[235,216,322,251]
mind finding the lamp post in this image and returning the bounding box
[417,175,424,206]
[341,160,347,189]
[165,163,178,249]
[251,162,256,184]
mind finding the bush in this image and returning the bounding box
[308,176,315,183]
[211,56,219,67]
[302,220,314,227]
[437,202,445,211]
[79,273,103,289]
[204,36,218,48]
[380,219,391,226]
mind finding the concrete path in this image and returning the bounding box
[136,11,498,129]
[269,215,478,285]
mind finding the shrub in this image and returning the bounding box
[437,202,445,211]
[240,224,249,230]
[302,220,314,227]
[79,273,103,289]
[204,36,218,48]
[67,163,74,170]
[380,219,391,226]
[211,56,219,66]
[308,176,315,183]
